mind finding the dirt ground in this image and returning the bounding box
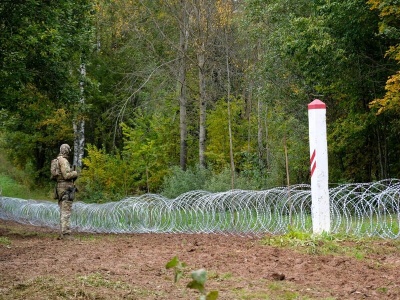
[0,219,399,300]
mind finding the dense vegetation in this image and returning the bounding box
[1,0,400,201]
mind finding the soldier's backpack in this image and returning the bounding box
[50,158,60,181]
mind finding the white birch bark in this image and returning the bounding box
[73,62,86,169]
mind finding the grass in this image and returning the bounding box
[0,236,11,246]
[0,274,162,300]
[261,229,400,259]
[0,174,29,198]
[0,148,52,200]
[78,272,130,290]
[234,279,337,300]
[0,173,52,200]
[0,224,57,241]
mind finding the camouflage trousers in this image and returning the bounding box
[57,180,74,236]
[58,198,73,235]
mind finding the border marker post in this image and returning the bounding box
[308,99,330,234]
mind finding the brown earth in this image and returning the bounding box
[0,219,399,300]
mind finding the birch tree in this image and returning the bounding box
[0,0,93,179]
[178,0,190,170]
[73,62,86,169]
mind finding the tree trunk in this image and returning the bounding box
[198,47,207,168]
[257,98,263,163]
[195,0,207,168]
[179,0,189,171]
[264,104,270,168]
[73,62,86,169]
[225,27,235,189]
[284,135,290,187]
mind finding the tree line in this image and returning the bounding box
[1,0,399,201]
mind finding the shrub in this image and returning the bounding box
[78,145,134,202]
[161,165,212,198]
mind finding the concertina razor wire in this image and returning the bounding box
[0,179,399,238]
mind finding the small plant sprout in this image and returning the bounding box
[166,256,219,300]
[165,256,187,283]
[187,268,219,300]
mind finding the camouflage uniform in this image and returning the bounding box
[56,144,78,239]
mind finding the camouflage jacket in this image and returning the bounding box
[56,155,78,182]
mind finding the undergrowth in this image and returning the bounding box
[0,174,52,200]
[0,150,52,200]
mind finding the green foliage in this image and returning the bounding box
[0,135,33,187]
[79,144,131,202]
[0,148,52,199]
[165,256,187,283]
[0,174,29,199]
[161,165,212,198]
[0,236,11,247]
[242,0,398,183]
[2,0,400,194]
[161,165,270,198]
[203,168,235,192]
[0,90,75,182]
[122,110,179,193]
[328,112,380,182]
[0,172,52,200]
[204,167,265,192]
[0,0,94,185]
[368,0,400,123]
[78,272,129,289]
[80,108,180,200]
[187,269,219,300]
[261,229,390,258]
[166,256,219,300]
[206,97,248,170]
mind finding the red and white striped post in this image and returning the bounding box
[308,99,330,234]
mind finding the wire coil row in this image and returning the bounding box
[1,179,399,238]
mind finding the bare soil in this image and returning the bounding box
[0,219,399,299]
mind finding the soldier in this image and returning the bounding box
[54,144,78,240]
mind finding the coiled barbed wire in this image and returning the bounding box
[0,179,399,238]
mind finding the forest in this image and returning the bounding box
[1,0,400,202]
